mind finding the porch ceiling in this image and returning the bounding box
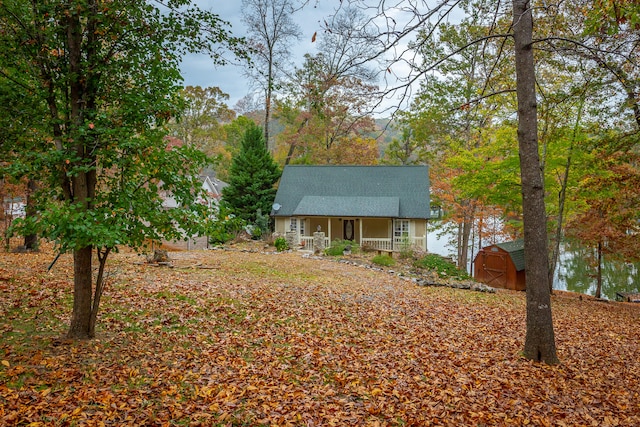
[292,196,400,217]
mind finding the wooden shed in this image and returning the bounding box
[473,240,526,291]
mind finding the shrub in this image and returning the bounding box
[371,254,396,267]
[208,204,247,245]
[398,246,416,260]
[324,239,358,256]
[414,254,469,280]
[397,236,415,260]
[274,236,289,252]
[251,208,271,240]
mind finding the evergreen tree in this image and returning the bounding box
[223,122,281,224]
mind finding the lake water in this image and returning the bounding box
[427,232,640,300]
[553,244,640,300]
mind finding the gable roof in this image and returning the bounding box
[496,239,525,271]
[272,165,430,219]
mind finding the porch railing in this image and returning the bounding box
[395,236,426,251]
[360,238,392,251]
[298,236,426,252]
[299,235,329,249]
[361,237,426,251]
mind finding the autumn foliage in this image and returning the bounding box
[1,244,639,426]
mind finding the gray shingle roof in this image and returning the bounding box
[293,196,400,217]
[272,165,430,219]
[496,239,525,271]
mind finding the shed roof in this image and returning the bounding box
[272,165,430,219]
[496,239,525,271]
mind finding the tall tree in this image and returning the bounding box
[212,115,259,182]
[399,11,515,271]
[339,0,559,363]
[275,7,381,165]
[242,0,302,149]
[275,53,379,165]
[0,0,245,339]
[168,85,236,180]
[567,148,640,298]
[570,0,640,132]
[222,121,281,224]
[169,85,235,153]
[512,0,558,364]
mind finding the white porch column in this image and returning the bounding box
[359,218,363,246]
[425,220,428,251]
[327,218,332,243]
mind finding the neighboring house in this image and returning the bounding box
[271,165,432,252]
[161,173,227,210]
[473,240,526,291]
[159,137,229,250]
[161,172,228,250]
[3,197,25,218]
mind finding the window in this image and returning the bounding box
[394,220,409,238]
[290,218,305,235]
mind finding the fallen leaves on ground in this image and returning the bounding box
[1,244,639,426]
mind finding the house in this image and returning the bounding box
[161,173,227,210]
[473,240,526,291]
[162,171,228,250]
[271,165,431,252]
[3,197,25,218]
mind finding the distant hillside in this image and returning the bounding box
[372,117,400,158]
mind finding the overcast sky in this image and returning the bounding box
[180,1,340,110]
[179,1,464,115]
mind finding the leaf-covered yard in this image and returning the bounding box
[1,245,639,426]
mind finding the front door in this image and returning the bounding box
[343,219,355,241]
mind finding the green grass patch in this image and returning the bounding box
[233,261,319,282]
[324,240,358,256]
[150,291,197,305]
[371,254,396,267]
[413,254,470,280]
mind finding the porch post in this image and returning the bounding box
[327,218,332,244]
[359,218,363,247]
[425,220,428,251]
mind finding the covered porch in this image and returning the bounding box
[277,216,427,252]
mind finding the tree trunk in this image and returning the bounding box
[65,6,99,340]
[284,140,296,165]
[512,0,559,364]
[460,214,472,273]
[456,222,463,267]
[284,117,309,165]
[89,247,111,337]
[264,60,273,150]
[67,245,94,339]
[595,241,603,299]
[23,178,38,250]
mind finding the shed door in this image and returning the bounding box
[482,250,508,287]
